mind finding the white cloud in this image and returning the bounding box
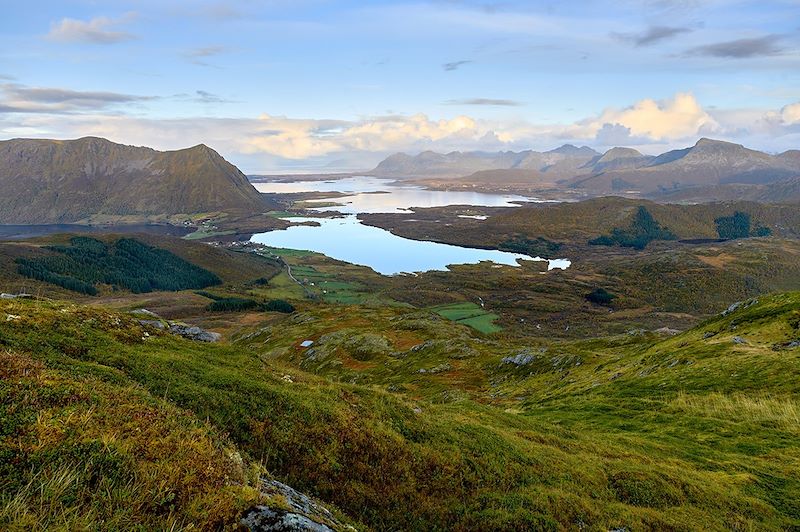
[46,14,137,44]
[240,115,344,159]
[575,92,718,141]
[3,91,798,171]
[182,45,230,66]
[781,102,800,124]
[237,113,480,159]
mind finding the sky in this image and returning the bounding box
[1,0,799,172]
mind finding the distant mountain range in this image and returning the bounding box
[371,138,800,200]
[0,137,269,224]
[2,136,798,227]
[371,144,602,178]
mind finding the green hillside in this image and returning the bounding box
[2,293,798,530]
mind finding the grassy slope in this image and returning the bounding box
[2,294,798,530]
[0,343,264,530]
[430,302,503,333]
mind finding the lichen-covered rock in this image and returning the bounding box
[168,324,221,342]
[242,506,333,531]
[417,363,452,374]
[653,327,680,336]
[1,293,32,299]
[137,319,165,330]
[410,340,434,352]
[133,311,221,342]
[241,478,350,532]
[131,308,160,317]
[722,299,758,317]
[501,353,536,366]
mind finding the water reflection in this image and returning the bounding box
[253,176,530,214]
[250,177,571,275]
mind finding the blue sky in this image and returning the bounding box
[1,0,799,172]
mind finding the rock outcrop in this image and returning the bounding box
[241,478,351,532]
[133,309,221,342]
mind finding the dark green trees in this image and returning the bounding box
[586,288,615,305]
[17,237,221,295]
[715,211,772,240]
[589,207,676,250]
[264,299,295,313]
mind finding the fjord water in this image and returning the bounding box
[251,177,570,275]
[254,176,530,214]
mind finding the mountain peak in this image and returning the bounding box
[75,136,111,143]
[549,144,599,156]
[693,138,743,150]
[183,143,217,156]
[598,147,644,162]
[0,137,268,223]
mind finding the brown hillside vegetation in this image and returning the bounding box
[0,137,275,223]
[487,197,800,241]
[360,197,800,249]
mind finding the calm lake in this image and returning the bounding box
[251,177,570,275]
[255,176,530,214]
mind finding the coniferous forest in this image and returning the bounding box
[589,206,677,249]
[16,237,221,295]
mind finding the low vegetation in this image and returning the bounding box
[0,348,263,530]
[2,293,799,529]
[498,235,562,257]
[2,221,800,530]
[430,301,503,333]
[196,291,296,313]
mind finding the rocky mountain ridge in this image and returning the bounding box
[371,138,800,198]
[0,136,270,223]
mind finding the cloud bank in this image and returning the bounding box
[0,83,153,113]
[613,25,692,46]
[2,88,797,171]
[578,92,718,141]
[46,14,137,44]
[685,35,785,58]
